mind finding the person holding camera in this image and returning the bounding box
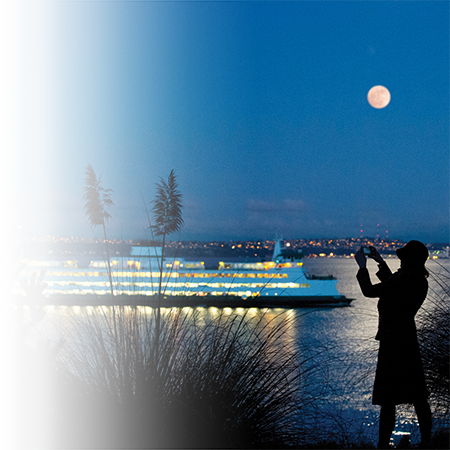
[355,241,431,449]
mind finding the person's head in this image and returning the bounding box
[396,240,429,275]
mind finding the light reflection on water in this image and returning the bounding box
[23,257,448,446]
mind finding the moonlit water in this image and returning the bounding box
[298,257,389,444]
[23,257,448,446]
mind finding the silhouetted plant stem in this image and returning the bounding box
[157,234,166,300]
[83,163,115,298]
[150,170,183,366]
[82,163,122,378]
[101,222,114,298]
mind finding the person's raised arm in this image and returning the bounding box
[366,246,392,281]
[355,246,388,298]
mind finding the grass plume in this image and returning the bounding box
[83,163,114,297]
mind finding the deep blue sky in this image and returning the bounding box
[12,1,449,243]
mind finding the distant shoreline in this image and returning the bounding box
[16,236,448,262]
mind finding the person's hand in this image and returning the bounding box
[355,247,367,269]
[367,246,384,264]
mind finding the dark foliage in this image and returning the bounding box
[416,264,450,417]
[0,226,63,449]
[0,226,47,352]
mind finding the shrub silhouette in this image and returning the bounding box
[417,264,450,419]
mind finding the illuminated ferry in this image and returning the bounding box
[16,240,352,307]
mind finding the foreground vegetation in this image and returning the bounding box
[14,166,448,448]
[19,307,310,448]
[0,227,64,448]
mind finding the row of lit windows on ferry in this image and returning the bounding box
[44,281,310,289]
[45,271,290,279]
[90,261,205,270]
[106,272,289,279]
[18,270,100,277]
[43,290,268,297]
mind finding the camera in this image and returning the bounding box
[363,247,372,256]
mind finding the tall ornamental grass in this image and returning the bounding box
[18,167,312,448]
[43,307,307,449]
[83,163,114,297]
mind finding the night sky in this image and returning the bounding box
[9,1,449,243]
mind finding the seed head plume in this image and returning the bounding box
[151,169,183,237]
[83,163,114,227]
[150,169,183,366]
[82,163,115,298]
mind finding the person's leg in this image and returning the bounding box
[378,404,396,449]
[414,400,432,447]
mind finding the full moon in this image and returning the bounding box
[367,85,391,109]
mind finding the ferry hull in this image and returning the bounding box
[15,294,353,308]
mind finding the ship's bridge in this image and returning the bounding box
[272,239,303,264]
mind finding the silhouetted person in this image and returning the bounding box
[355,241,431,449]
